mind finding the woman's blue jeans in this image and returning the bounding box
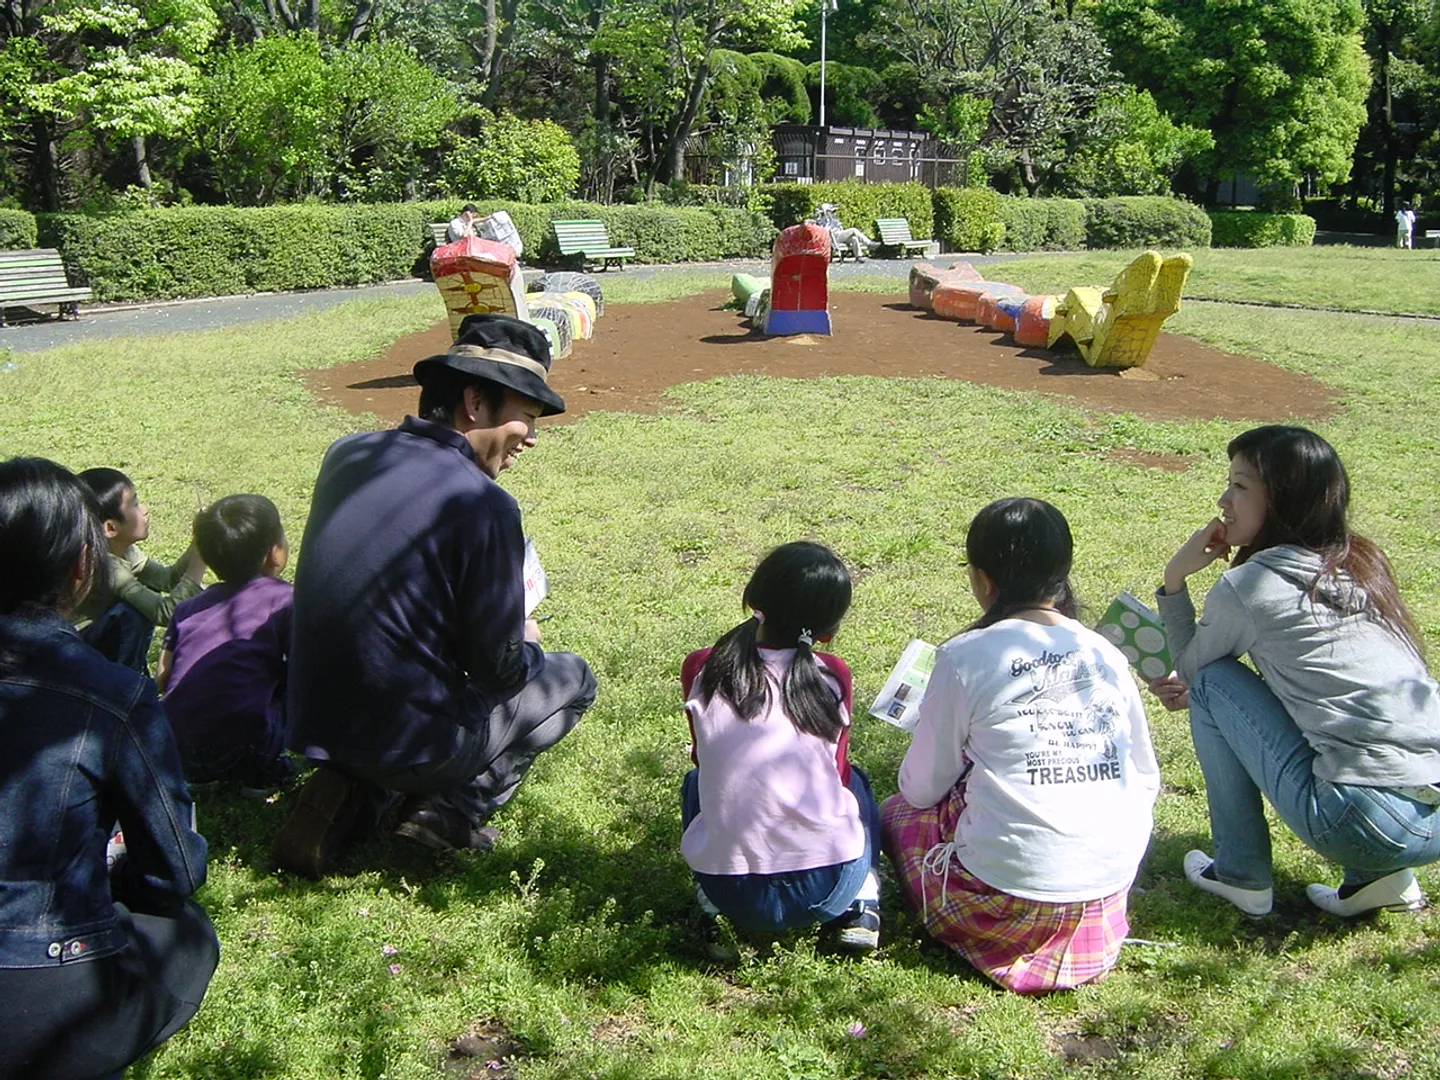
[680,765,880,933]
[1189,658,1440,889]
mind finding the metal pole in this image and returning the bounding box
[819,1,828,130]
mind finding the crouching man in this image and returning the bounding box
[275,314,596,876]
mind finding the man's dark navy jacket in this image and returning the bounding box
[287,416,543,769]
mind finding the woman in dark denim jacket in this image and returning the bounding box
[0,457,218,1080]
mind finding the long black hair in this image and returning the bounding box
[965,497,1079,631]
[1227,425,1420,654]
[0,457,107,617]
[696,541,852,741]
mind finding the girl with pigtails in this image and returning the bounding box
[680,541,882,954]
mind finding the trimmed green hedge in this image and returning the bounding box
[1208,210,1316,248]
[0,209,36,249]
[932,188,1006,253]
[765,181,933,241]
[1083,196,1211,249]
[35,200,775,301]
[996,196,1086,252]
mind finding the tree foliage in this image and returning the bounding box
[1095,0,1371,192]
[440,110,581,202]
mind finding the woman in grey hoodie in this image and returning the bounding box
[1151,425,1440,918]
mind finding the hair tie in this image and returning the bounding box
[751,609,765,624]
[797,628,814,648]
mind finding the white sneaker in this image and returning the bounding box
[1306,869,1424,917]
[1183,850,1273,916]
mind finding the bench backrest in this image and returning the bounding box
[553,219,617,253]
[429,223,449,246]
[0,248,80,292]
[875,218,917,244]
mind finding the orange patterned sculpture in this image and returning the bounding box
[431,236,529,338]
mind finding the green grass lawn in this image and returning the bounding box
[2,247,1439,1079]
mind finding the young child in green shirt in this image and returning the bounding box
[71,468,206,671]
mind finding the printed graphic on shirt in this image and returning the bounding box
[1008,647,1125,787]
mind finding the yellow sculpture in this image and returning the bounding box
[1049,251,1194,368]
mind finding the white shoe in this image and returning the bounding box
[1306,869,1424,917]
[1183,850,1273,916]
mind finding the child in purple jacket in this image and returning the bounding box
[157,494,294,794]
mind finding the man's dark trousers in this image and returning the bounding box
[348,651,596,825]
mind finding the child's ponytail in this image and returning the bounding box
[697,612,769,721]
[782,624,845,742]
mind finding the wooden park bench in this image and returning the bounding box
[429,222,450,246]
[0,248,92,327]
[1423,229,1440,249]
[875,218,935,258]
[552,219,634,271]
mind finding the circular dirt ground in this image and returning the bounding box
[305,290,1336,439]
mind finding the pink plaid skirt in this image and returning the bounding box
[881,785,1130,994]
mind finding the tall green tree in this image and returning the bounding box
[861,0,1120,194]
[1096,0,1371,199]
[595,0,807,188]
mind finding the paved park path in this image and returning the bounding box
[0,256,1030,354]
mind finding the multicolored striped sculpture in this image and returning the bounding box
[907,251,1193,368]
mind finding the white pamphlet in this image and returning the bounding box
[868,638,937,733]
[523,538,548,617]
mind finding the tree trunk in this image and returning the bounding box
[660,54,711,184]
[480,0,521,110]
[1378,22,1396,219]
[133,134,152,191]
[34,117,61,212]
[345,0,376,41]
[590,0,609,124]
[477,0,497,85]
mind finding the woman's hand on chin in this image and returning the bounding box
[1165,518,1231,594]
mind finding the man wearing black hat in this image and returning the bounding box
[275,314,597,877]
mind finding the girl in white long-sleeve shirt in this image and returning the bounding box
[882,498,1159,993]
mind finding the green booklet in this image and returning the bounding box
[1095,591,1172,680]
[868,639,937,733]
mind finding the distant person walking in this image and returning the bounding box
[1395,203,1417,249]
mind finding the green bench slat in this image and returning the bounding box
[552,220,634,263]
[0,248,91,321]
[875,218,932,253]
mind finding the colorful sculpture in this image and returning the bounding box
[907,251,1193,369]
[1050,252,1194,368]
[762,223,832,337]
[431,236,529,338]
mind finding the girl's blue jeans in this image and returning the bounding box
[681,765,880,933]
[1189,658,1440,889]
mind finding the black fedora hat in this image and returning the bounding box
[413,313,566,416]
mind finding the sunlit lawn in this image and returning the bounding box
[1,246,1437,1079]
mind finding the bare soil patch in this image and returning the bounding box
[303,290,1336,429]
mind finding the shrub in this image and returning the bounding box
[0,209,37,249]
[441,112,581,204]
[37,204,427,300]
[1043,199,1088,250]
[1208,211,1316,248]
[537,202,774,264]
[765,181,933,241]
[655,184,751,209]
[932,187,1005,253]
[1082,196,1211,249]
[31,200,776,302]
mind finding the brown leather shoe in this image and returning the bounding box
[272,767,380,878]
[393,798,500,853]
